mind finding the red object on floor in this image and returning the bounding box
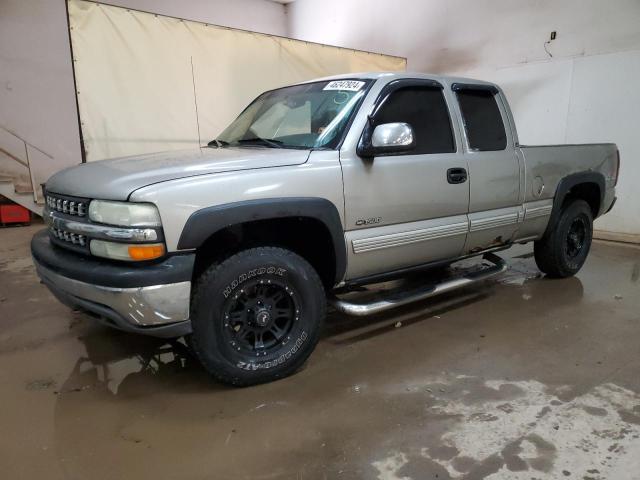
[0,204,31,225]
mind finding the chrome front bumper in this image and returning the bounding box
[31,229,194,338]
[36,262,191,327]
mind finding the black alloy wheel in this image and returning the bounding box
[221,279,299,356]
[565,216,587,259]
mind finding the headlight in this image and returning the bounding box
[88,200,164,261]
[89,200,161,227]
[90,240,165,261]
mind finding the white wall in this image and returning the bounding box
[288,0,640,238]
[0,0,287,188]
[286,0,640,72]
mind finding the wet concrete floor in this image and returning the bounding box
[1,222,639,479]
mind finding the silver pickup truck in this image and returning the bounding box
[32,72,619,385]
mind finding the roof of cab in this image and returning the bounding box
[304,71,498,89]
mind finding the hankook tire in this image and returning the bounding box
[190,247,326,386]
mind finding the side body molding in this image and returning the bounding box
[177,197,347,284]
[546,171,606,236]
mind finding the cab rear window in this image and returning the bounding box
[456,90,507,151]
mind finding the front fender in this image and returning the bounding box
[177,197,346,284]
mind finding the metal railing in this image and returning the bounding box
[0,125,53,204]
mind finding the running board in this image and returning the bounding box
[329,253,507,317]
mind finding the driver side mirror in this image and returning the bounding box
[357,122,415,158]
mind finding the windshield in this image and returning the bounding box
[215,79,371,150]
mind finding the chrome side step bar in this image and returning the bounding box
[329,253,507,317]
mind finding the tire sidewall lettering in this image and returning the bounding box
[236,331,308,371]
[222,266,286,298]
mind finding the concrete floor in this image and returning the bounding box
[1,222,639,480]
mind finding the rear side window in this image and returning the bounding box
[456,90,507,151]
[374,87,455,154]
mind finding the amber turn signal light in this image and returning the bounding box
[128,244,165,260]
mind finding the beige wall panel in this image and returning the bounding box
[68,0,405,162]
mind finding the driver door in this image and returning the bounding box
[341,80,470,280]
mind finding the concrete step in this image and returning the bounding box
[14,183,34,194]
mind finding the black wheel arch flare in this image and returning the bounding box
[177,197,347,285]
[545,171,605,237]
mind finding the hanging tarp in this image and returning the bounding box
[67,0,406,161]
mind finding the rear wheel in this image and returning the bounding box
[190,247,325,386]
[534,199,593,278]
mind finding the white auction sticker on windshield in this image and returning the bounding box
[323,80,365,91]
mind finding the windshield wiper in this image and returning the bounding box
[236,137,284,148]
[207,139,230,148]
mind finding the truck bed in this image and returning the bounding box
[518,143,618,207]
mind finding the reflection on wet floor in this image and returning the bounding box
[1,224,640,479]
[58,335,199,396]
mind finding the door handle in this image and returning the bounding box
[447,168,467,184]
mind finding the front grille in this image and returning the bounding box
[45,193,88,217]
[45,191,92,253]
[50,227,87,247]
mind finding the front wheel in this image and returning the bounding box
[190,247,326,386]
[534,199,593,278]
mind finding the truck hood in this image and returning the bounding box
[45,147,311,201]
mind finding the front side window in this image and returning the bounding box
[373,86,455,154]
[216,80,370,149]
[456,89,507,151]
